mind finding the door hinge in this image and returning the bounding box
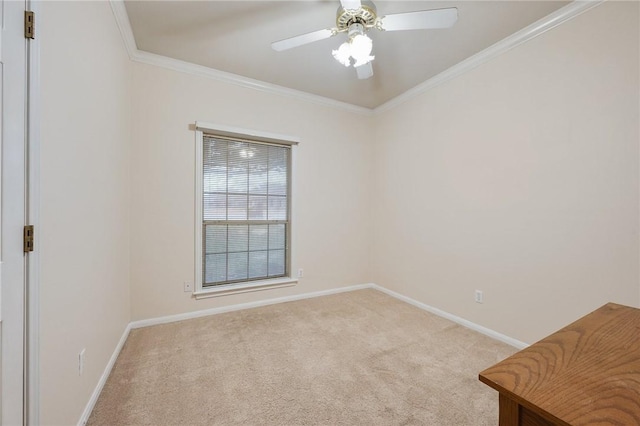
[23,225,34,253]
[24,11,35,39]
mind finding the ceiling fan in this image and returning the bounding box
[271,0,458,80]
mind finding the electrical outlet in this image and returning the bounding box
[297,268,304,278]
[475,290,483,304]
[79,349,86,376]
[184,281,193,292]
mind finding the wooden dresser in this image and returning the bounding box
[479,303,640,425]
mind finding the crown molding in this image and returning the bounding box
[374,0,605,114]
[109,0,603,116]
[132,50,373,115]
[109,0,137,60]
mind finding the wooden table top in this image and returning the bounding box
[479,303,640,425]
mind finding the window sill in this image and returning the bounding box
[193,277,298,299]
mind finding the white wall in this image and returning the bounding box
[373,1,640,344]
[40,2,131,424]
[129,62,374,320]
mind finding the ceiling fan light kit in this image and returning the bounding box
[331,23,375,68]
[271,0,458,80]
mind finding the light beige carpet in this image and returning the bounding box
[87,289,516,425]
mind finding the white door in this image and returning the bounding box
[1,0,28,424]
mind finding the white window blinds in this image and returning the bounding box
[202,136,290,286]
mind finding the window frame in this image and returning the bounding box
[194,121,299,298]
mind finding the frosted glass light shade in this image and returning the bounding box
[332,42,352,67]
[350,34,374,67]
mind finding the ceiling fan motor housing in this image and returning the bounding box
[336,1,378,31]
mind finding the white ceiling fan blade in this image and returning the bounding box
[380,8,458,32]
[355,62,373,80]
[340,0,362,10]
[271,28,335,52]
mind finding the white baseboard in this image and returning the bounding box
[371,284,529,349]
[130,283,374,329]
[130,282,527,348]
[77,323,132,426]
[79,282,528,424]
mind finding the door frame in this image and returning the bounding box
[1,0,29,423]
[2,0,41,422]
[26,0,40,424]
[24,0,42,425]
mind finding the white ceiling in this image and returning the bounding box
[124,1,569,109]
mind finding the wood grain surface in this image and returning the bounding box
[499,394,520,426]
[479,303,640,426]
[519,406,556,426]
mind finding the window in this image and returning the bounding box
[195,123,298,296]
